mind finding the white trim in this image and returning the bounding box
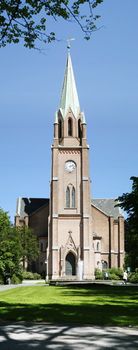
[16,197,21,215]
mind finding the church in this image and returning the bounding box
[15,50,125,280]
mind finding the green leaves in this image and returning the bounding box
[0,208,39,281]
[0,208,10,232]
[0,0,103,49]
[92,0,103,8]
[18,226,39,268]
[117,177,138,271]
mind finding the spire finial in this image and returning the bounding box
[67,38,75,53]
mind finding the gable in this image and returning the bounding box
[91,199,123,219]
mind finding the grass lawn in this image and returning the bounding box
[0,284,138,326]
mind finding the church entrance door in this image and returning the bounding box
[65,252,76,276]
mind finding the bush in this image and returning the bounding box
[95,268,124,281]
[108,268,123,279]
[95,268,103,280]
[108,273,120,280]
[11,274,22,284]
[33,273,42,280]
[128,272,138,283]
[22,271,41,280]
[22,271,34,280]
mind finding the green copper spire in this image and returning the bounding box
[59,52,80,119]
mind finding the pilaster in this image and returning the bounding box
[118,216,125,269]
[109,216,114,268]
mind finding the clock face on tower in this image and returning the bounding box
[65,161,76,173]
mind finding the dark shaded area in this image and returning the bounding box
[23,198,49,216]
[0,301,137,326]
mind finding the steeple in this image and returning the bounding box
[59,51,80,119]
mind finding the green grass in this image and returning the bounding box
[0,284,138,326]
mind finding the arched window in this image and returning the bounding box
[102,261,108,269]
[58,119,62,139]
[72,186,75,208]
[78,119,82,139]
[68,118,73,136]
[66,185,76,208]
[66,187,70,208]
[97,242,100,252]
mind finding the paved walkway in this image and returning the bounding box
[0,323,138,349]
[0,280,46,291]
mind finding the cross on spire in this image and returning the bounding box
[67,38,75,52]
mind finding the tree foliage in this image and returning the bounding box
[18,226,39,270]
[0,0,103,49]
[0,208,39,283]
[0,209,22,281]
[117,177,138,271]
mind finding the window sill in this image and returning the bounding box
[64,207,77,210]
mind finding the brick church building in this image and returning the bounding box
[15,50,125,280]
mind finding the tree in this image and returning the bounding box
[116,177,138,271]
[18,226,39,270]
[0,0,103,49]
[0,208,39,283]
[0,209,22,282]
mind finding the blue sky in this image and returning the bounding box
[1,0,138,222]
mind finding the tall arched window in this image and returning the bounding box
[66,187,70,208]
[68,118,73,136]
[78,119,82,139]
[72,186,75,208]
[97,242,100,251]
[58,119,62,139]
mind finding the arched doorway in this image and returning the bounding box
[65,252,76,276]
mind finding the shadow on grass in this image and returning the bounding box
[59,284,138,301]
[59,283,138,296]
[0,285,138,326]
[0,302,138,326]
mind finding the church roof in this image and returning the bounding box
[59,52,80,119]
[92,199,123,219]
[16,198,123,220]
[16,197,49,218]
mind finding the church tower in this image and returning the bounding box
[47,49,94,280]
[15,49,124,277]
